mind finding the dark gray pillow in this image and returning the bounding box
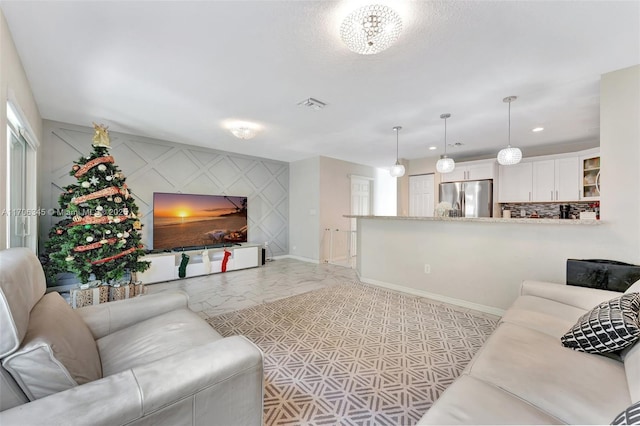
[561,292,640,353]
[611,400,640,425]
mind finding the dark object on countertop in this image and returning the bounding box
[560,204,571,219]
[567,259,640,292]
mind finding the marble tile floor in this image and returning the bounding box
[146,258,359,319]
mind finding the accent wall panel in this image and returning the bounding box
[39,121,289,256]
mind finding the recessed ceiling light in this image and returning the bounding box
[428,146,437,150]
[532,127,544,132]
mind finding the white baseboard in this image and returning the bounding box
[358,276,505,317]
[276,255,320,264]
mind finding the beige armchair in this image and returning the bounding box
[0,248,263,425]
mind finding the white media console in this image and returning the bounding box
[137,244,260,284]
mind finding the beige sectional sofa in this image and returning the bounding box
[419,280,640,424]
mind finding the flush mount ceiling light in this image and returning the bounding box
[497,96,523,165]
[532,127,544,132]
[436,114,455,174]
[297,97,326,110]
[389,126,405,178]
[340,4,402,55]
[229,123,257,140]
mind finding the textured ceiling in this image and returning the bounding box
[2,1,639,168]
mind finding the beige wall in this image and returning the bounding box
[319,156,376,263]
[357,65,640,314]
[0,10,43,250]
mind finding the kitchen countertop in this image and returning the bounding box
[344,215,602,225]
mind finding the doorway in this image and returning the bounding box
[409,174,435,217]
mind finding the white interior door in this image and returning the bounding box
[345,176,372,267]
[409,174,435,217]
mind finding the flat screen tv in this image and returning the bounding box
[153,193,247,251]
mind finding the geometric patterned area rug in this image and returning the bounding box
[209,281,498,425]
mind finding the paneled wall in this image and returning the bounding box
[39,121,289,255]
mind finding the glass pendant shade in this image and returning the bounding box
[436,156,455,173]
[497,146,522,165]
[390,162,405,177]
[437,113,455,174]
[389,126,405,177]
[497,96,522,165]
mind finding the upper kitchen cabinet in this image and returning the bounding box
[580,149,600,200]
[498,161,533,202]
[440,159,496,183]
[498,148,598,203]
[532,157,580,202]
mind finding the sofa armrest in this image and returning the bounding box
[0,336,264,426]
[521,280,622,311]
[76,291,189,339]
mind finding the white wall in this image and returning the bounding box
[357,65,640,314]
[600,65,640,259]
[0,10,42,250]
[289,157,320,261]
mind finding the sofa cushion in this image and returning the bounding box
[621,341,640,401]
[417,375,564,425]
[465,322,630,424]
[560,293,640,353]
[97,308,222,376]
[0,248,47,358]
[500,295,587,338]
[2,292,102,400]
[611,400,640,425]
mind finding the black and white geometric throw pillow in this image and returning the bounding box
[561,292,640,353]
[611,400,640,425]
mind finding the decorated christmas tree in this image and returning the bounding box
[43,123,149,284]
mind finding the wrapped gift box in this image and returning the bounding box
[71,285,109,309]
[109,283,136,301]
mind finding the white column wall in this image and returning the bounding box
[289,157,320,261]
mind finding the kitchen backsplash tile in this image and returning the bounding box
[500,202,599,219]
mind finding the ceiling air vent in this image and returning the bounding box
[297,98,327,110]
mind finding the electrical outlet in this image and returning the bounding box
[264,241,269,247]
[424,264,431,274]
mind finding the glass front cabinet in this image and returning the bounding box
[580,150,600,200]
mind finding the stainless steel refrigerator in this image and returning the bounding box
[439,179,493,218]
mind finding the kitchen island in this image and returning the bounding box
[345,215,601,225]
[348,214,616,316]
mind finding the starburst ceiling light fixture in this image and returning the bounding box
[389,126,405,178]
[436,114,455,174]
[497,96,523,165]
[340,4,402,55]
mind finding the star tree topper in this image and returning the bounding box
[92,122,111,148]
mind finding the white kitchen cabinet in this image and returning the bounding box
[440,159,496,182]
[498,162,533,202]
[531,157,579,202]
[580,150,600,200]
[555,157,580,201]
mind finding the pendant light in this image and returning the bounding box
[436,113,455,174]
[389,126,405,177]
[497,96,523,165]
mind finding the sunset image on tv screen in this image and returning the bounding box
[153,193,247,250]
